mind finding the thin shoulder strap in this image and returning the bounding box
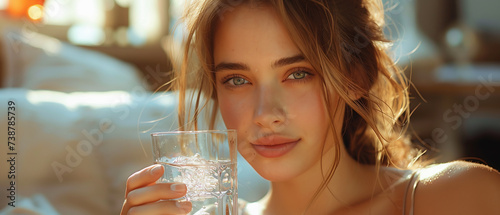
[402,170,420,215]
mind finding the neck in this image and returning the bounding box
[259,147,378,215]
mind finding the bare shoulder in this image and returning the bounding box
[414,161,500,215]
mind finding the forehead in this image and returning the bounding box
[213,4,301,65]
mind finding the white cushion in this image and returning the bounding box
[1,28,143,92]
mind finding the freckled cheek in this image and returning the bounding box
[218,95,255,153]
[218,95,248,130]
[286,87,326,124]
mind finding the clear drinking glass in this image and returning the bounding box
[151,130,238,215]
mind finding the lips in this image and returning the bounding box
[251,135,300,158]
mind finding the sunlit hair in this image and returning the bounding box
[175,0,420,212]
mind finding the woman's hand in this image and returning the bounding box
[120,165,192,214]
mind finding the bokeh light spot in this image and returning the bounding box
[28,4,44,21]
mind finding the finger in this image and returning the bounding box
[126,164,163,195]
[127,200,192,215]
[126,183,187,206]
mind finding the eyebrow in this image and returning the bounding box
[272,54,305,69]
[214,62,250,72]
[213,54,306,72]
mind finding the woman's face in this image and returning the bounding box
[214,5,337,181]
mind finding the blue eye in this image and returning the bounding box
[224,76,249,86]
[287,70,309,80]
[231,77,248,85]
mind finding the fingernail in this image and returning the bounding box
[150,165,162,175]
[170,183,186,192]
[176,201,191,213]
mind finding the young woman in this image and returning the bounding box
[121,0,500,214]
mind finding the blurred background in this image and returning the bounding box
[382,0,500,170]
[0,0,499,214]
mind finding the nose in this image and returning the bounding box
[253,86,287,129]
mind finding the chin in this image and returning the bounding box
[257,168,299,182]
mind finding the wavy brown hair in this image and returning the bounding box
[175,0,419,212]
